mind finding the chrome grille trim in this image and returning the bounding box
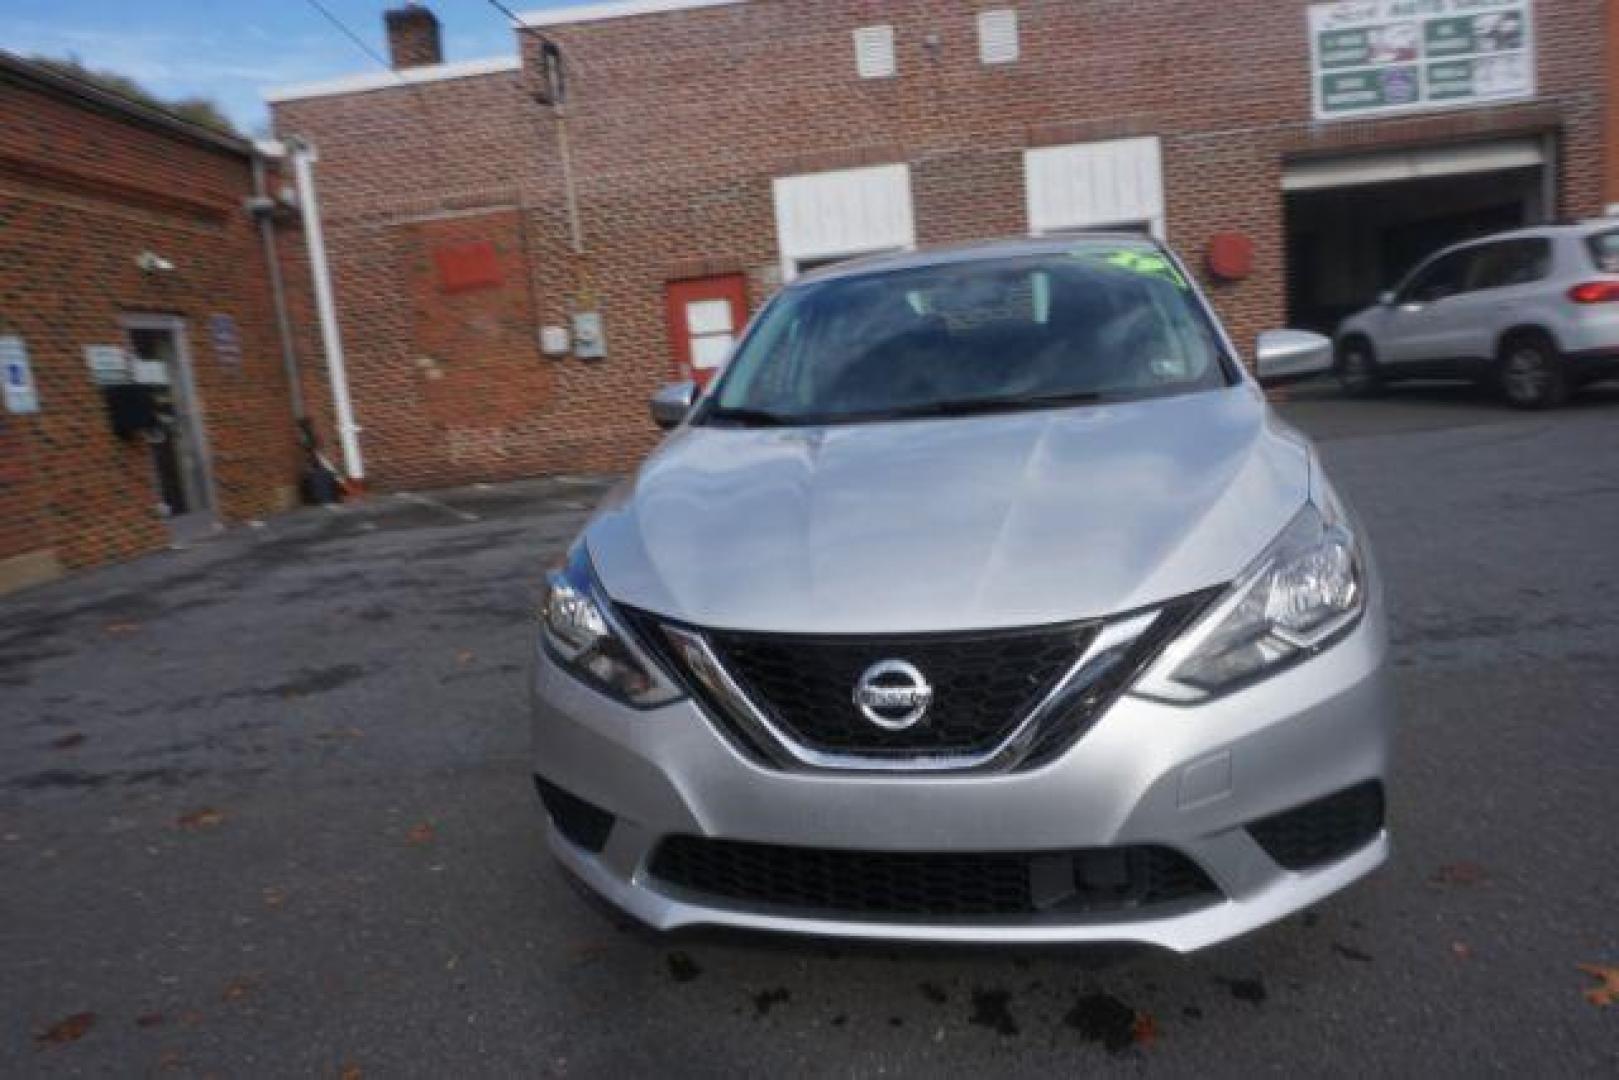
[654,612,1164,774]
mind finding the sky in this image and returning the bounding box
[0,1,595,136]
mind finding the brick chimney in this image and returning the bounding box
[385,4,443,69]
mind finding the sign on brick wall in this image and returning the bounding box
[209,314,242,367]
[1309,0,1534,122]
[2,336,39,414]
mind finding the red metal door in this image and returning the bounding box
[664,274,748,387]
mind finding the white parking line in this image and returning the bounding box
[394,492,481,523]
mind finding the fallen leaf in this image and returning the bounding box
[221,977,257,1003]
[1431,861,1488,886]
[104,621,141,636]
[177,808,225,831]
[262,886,288,909]
[36,1011,96,1045]
[51,733,87,750]
[406,822,435,846]
[1451,942,1473,959]
[135,1012,165,1029]
[339,1064,363,1080]
[156,1049,184,1071]
[455,650,476,667]
[1578,964,1619,1007]
[178,1010,206,1026]
[1131,1011,1157,1047]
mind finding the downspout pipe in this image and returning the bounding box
[248,142,306,422]
[286,136,366,491]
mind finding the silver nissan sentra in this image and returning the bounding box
[531,235,1393,952]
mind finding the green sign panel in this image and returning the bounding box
[1309,0,1532,121]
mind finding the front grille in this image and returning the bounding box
[534,777,616,853]
[1247,782,1385,872]
[684,620,1096,757]
[621,593,1214,771]
[648,836,1220,919]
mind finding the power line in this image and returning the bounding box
[303,0,395,71]
[295,0,455,175]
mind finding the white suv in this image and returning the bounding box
[1336,222,1619,408]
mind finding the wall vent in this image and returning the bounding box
[978,9,1019,65]
[854,25,897,79]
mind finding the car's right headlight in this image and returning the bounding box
[1133,502,1363,703]
[540,544,683,709]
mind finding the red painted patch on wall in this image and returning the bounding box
[434,241,502,293]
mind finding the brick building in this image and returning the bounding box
[268,0,1607,489]
[1,53,309,590]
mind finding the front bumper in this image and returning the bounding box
[529,597,1394,953]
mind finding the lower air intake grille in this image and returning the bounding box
[534,777,615,853]
[1247,781,1385,872]
[647,836,1219,919]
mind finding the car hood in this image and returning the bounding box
[586,386,1310,633]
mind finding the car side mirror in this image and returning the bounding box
[1378,290,1396,307]
[1255,329,1333,387]
[650,381,697,430]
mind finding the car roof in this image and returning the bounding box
[1433,220,1619,253]
[789,233,1164,287]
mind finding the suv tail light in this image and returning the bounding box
[1568,282,1619,304]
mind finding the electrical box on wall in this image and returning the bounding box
[539,325,571,357]
[572,312,606,360]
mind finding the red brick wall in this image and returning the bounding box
[1608,0,1619,208]
[273,0,1607,487]
[0,75,304,570]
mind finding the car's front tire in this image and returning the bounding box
[1336,337,1383,398]
[1498,331,1568,410]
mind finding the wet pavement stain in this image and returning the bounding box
[1182,1005,1203,1020]
[968,987,1018,1036]
[8,768,111,791]
[260,664,367,699]
[752,987,790,1017]
[919,981,948,1005]
[665,952,701,983]
[1063,992,1140,1054]
[1333,942,1374,962]
[1217,977,1268,1005]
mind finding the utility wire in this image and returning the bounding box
[296,0,454,176]
[304,0,395,71]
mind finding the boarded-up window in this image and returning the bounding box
[1025,137,1166,239]
[772,164,915,280]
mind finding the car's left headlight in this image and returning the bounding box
[1133,502,1363,703]
[540,544,683,709]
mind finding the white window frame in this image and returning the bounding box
[772,163,916,282]
[1024,136,1166,240]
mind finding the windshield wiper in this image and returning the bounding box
[701,406,800,428]
[864,391,1106,420]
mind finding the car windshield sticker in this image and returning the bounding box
[1073,247,1190,290]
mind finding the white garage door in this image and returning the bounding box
[773,164,915,281]
[1025,136,1165,239]
[1280,137,1546,192]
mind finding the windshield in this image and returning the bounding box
[703,244,1232,426]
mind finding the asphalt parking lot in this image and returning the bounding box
[3,382,1618,1076]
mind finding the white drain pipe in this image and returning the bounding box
[287,137,365,489]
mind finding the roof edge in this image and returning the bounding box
[265,55,520,106]
[519,0,748,29]
[0,50,252,158]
